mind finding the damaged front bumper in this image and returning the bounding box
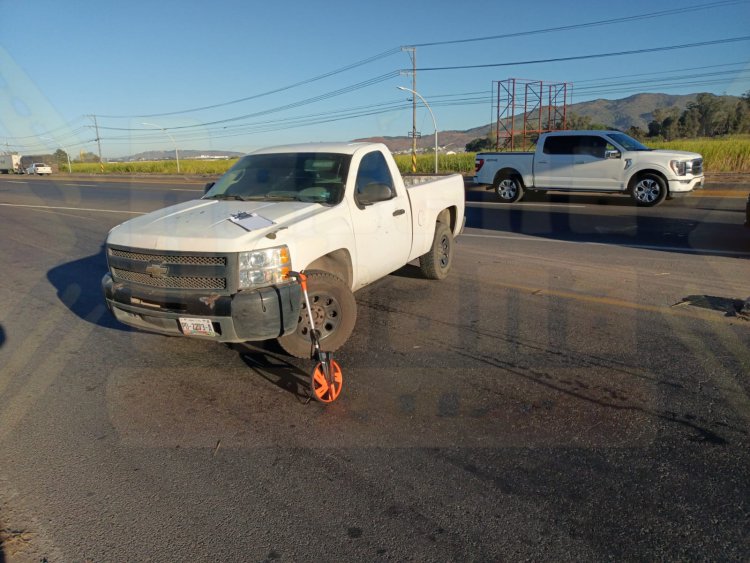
[102,273,301,342]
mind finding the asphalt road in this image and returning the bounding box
[0,175,748,561]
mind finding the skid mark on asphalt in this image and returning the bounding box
[662,312,750,427]
[105,363,663,449]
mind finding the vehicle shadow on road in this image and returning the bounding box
[46,244,128,331]
[464,193,750,258]
[231,342,312,403]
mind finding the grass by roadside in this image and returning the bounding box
[55,135,750,176]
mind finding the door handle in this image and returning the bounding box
[393,209,406,216]
[575,161,585,164]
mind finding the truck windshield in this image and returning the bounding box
[606,133,652,152]
[204,152,351,205]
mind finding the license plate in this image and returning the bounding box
[179,317,216,337]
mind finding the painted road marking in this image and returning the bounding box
[459,232,750,258]
[467,202,588,208]
[0,203,144,214]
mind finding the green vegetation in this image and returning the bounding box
[71,159,239,176]
[395,136,750,174]
[63,134,748,177]
[393,152,476,175]
[647,136,750,173]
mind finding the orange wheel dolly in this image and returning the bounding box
[288,271,343,403]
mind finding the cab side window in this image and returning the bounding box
[354,151,395,206]
[574,136,608,158]
[543,136,576,155]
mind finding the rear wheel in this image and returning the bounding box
[493,173,524,203]
[630,173,667,207]
[277,271,357,358]
[419,222,454,280]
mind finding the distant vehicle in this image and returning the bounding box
[0,154,23,174]
[26,162,52,175]
[473,130,704,207]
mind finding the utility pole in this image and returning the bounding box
[402,46,417,173]
[89,115,104,172]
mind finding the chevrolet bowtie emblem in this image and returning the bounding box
[145,263,168,278]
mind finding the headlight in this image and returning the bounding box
[238,245,291,290]
[670,160,687,175]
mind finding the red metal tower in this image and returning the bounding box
[493,79,572,151]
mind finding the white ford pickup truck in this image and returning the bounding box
[474,130,704,206]
[102,142,465,357]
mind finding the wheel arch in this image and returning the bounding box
[436,206,459,232]
[493,167,525,187]
[628,168,670,195]
[305,249,353,288]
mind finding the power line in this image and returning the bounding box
[97,72,401,132]
[97,47,402,119]
[410,0,747,48]
[414,36,750,72]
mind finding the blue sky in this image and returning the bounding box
[1,0,749,159]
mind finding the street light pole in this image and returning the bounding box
[141,122,180,173]
[397,86,438,174]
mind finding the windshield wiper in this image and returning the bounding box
[206,193,246,201]
[243,194,299,201]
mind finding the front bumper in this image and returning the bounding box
[102,273,301,342]
[669,175,704,194]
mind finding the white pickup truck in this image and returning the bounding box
[102,142,465,357]
[474,130,704,206]
[26,162,53,175]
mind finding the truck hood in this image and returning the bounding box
[650,149,702,160]
[107,199,327,252]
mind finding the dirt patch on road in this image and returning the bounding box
[0,524,35,560]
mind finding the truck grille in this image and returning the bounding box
[691,158,703,175]
[107,246,230,291]
[109,248,225,266]
[112,268,225,289]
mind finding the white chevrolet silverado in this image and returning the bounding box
[102,142,465,357]
[474,130,704,206]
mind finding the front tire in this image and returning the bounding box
[277,271,357,358]
[419,222,454,280]
[630,173,667,207]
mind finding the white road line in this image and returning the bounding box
[460,232,750,257]
[0,203,144,215]
[54,183,198,192]
[466,201,587,208]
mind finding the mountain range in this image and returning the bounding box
[355,92,741,153]
[118,92,740,160]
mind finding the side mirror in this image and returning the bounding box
[605,150,621,159]
[356,182,393,206]
[204,181,215,194]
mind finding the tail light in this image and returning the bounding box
[475,158,485,173]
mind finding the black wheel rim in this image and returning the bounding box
[298,292,341,341]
